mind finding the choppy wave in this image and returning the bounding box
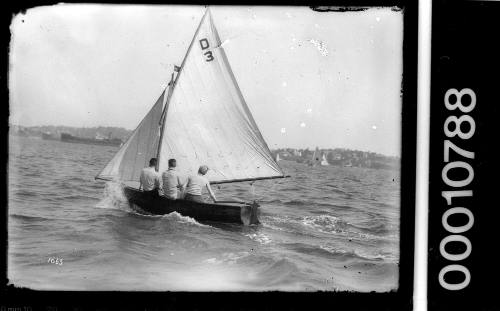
[204,251,251,265]
[162,212,212,228]
[245,232,272,245]
[95,182,131,212]
[301,215,348,234]
[10,213,53,222]
[319,245,389,262]
[281,242,388,262]
[250,258,303,288]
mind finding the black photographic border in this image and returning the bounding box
[428,1,500,310]
[1,0,417,310]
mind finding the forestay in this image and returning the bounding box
[96,90,165,182]
[157,9,284,183]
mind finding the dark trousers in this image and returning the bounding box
[184,193,204,203]
[143,189,159,198]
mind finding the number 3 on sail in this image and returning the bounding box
[199,38,214,62]
[95,8,287,225]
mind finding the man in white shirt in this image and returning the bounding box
[139,158,161,197]
[184,165,217,203]
[162,158,185,200]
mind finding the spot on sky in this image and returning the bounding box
[300,122,306,128]
[372,125,377,130]
[282,81,287,87]
[309,39,329,56]
[281,127,286,133]
[314,23,320,28]
[376,17,381,22]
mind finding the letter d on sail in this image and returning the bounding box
[199,38,210,50]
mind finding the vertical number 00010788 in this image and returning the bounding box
[439,88,476,291]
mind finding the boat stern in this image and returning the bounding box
[240,201,260,225]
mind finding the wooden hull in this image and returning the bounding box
[123,187,260,225]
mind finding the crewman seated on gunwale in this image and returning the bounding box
[139,158,161,197]
[161,158,185,200]
[184,165,217,203]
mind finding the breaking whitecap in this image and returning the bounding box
[245,232,272,245]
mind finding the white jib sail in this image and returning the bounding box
[157,9,284,183]
[321,153,329,165]
[96,89,165,182]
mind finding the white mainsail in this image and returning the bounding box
[156,9,283,183]
[97,8,284,186]
[96,89,165,182]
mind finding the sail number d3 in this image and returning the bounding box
[199,38,214,62]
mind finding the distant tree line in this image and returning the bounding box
[9,124,132,141]
[271,147,400,170]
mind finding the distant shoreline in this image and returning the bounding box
[9,124,401,160]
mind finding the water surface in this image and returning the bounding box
[8,136,400,291]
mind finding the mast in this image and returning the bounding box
[155,71,175,171]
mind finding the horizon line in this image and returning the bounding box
[10,123,401,158]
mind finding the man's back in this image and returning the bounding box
[185,174,209,196]
[162,169,184,199]
[140,167,160,191]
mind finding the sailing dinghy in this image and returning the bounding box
[309,147,321,167]
[321,153,329,166]
[95,8,286,225]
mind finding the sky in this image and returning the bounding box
[9,5,403,156]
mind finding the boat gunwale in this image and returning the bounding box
[122,185,253,208]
